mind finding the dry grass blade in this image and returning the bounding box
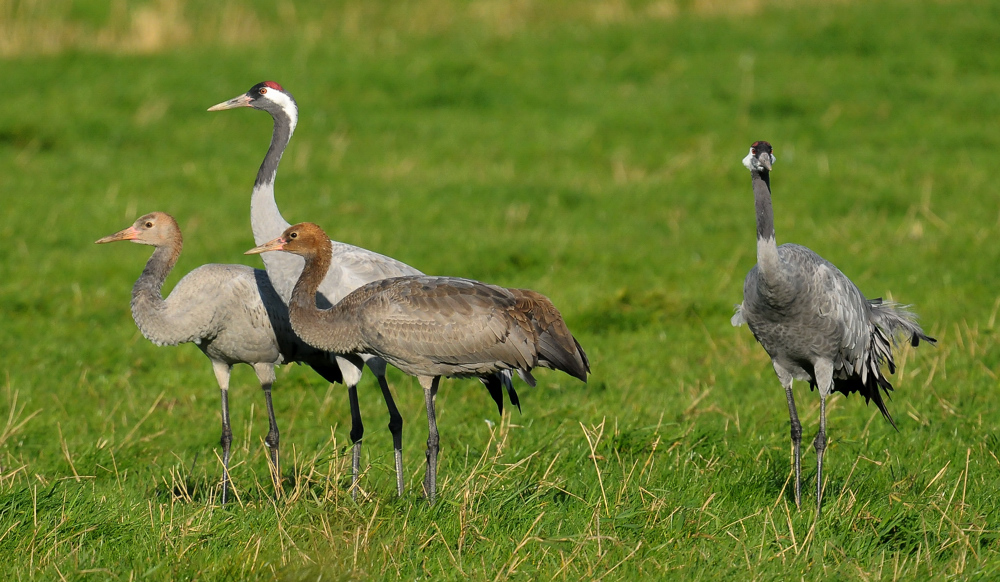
[493,511,546,582]
[114,391,165,453]
[580,419,609,514]
[0,389,42,449]
[0,0,997,578]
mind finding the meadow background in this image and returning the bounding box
[1,0,999,579]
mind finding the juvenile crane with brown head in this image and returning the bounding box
[247,222,590,503]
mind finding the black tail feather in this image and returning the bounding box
[480,374,505,416]
[502,371,521,413]
[479,373,503,416]
[832,373,898,431]
[479,371,521,415]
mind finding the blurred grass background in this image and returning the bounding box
[1,0,999,579]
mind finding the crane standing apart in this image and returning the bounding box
[96,212,344,504]
[246,222,589,504]
[732,141,935,516]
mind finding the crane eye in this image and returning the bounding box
[259,87,267,95]
[289,232,297,239]
[145,221,153,228]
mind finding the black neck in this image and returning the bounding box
[753,170,774,242]
[255,110,294,188]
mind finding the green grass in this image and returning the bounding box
[2,0,999,578]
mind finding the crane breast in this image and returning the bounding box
[741,244,878,378]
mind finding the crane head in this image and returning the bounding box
[208,81,298,125]
[95,212,181,247]
[245,222,329,258]
[743,141,775,173]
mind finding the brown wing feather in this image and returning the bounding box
[508,288,590,381]
[355,277,539,377]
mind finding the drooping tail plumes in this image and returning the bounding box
[869,298,937,350]
[510,289,590,383]
[832,299,936,429]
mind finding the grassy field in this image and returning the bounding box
[2,0,999,579]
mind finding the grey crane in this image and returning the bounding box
[246,222,590,503]
[96,211,345,504]
[209,81,515,498]
[731,141,935,515]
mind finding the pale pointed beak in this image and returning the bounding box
[245,236,286,255]
[95,226,139,244]
[757,152,772,172]
[208,93,253,111]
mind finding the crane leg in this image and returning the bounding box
[775,366,801,509]
[347,383,364,501]
[813,361,833,517]
[213,362,234,505]
[421,376,441,504]
[785,387,802,509]
[262,387,280,495]
[377,374,405,497]
[814,393,828,517]
[219,387,233,505]
[254,364,281,499]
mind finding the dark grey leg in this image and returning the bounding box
[348,383,364,501]
[377,374,405,497]
[814,393,828,517]
[774,364,801,509]
[220,387,233,505]
[785,383,802,509]
[254,363,280,499]
[421,376,441,504]
[262,387,280,492]
[211,361,234,505]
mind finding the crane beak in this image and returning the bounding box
[95,226,139,244]
[245,237,286,255]
[208,93,253,111]
[757,151,773,172]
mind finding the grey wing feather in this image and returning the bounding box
[152,264,261,345]
[131,264,285,368]
[731,304,746,327]
[869,300,936,349]
[319,242,424,306]
[801,255,936,392]
[756,245,933,426]
[809,259,873,380]
[259,239,424,306]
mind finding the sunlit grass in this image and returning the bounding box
[1,0,999,579]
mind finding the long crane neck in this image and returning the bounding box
[130,241,184,346]
[753,169,782,281]
[251,108,296,242]
[250,104,304,302]
[287,248,364,355]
